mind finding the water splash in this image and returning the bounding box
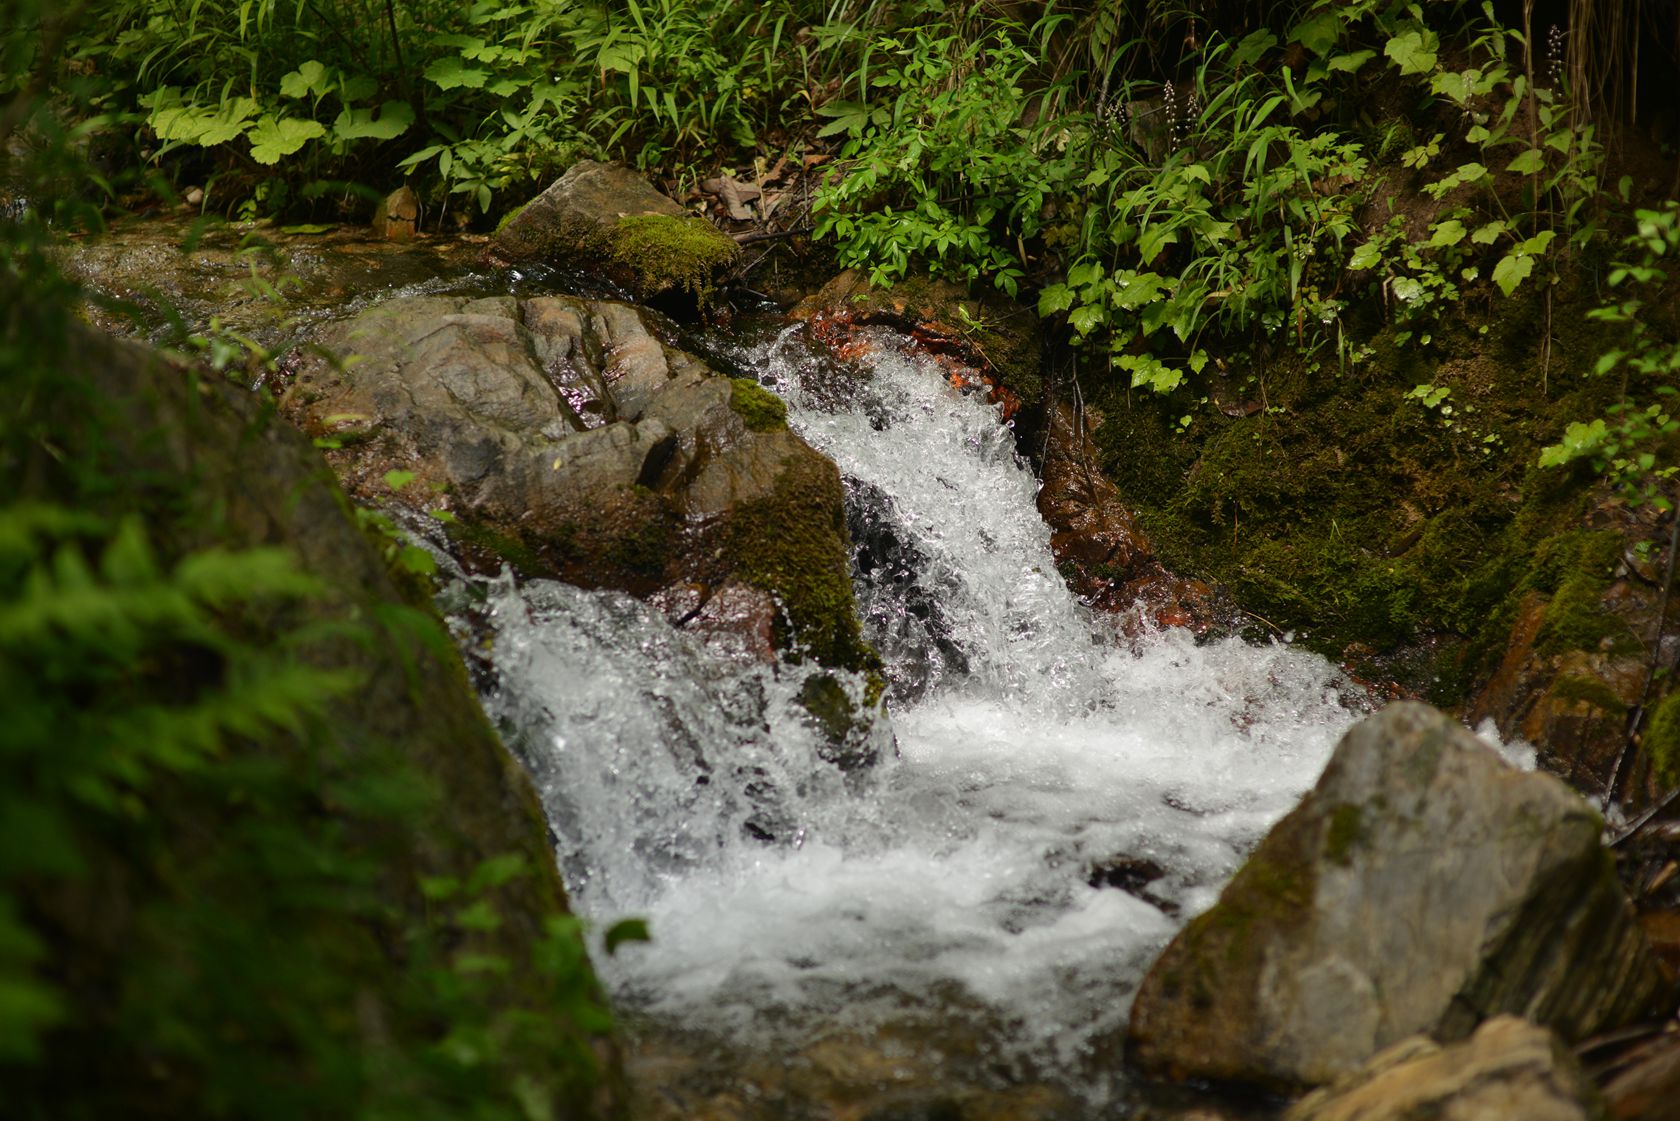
[477,322,1362,1098]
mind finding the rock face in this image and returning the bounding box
[27,323,622,1117]
[1128,701,1669,1092]
[491,160,737,302]
[281,293,874,673]
[1037,399,1223,629]
[1283,1016,1605,1121]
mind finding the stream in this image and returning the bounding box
[474,320,1365,1115]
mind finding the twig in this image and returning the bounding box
[1605,508,1680,813]
[731,226,813,244]
[1610,784,1680,847]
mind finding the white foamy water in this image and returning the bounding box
[478,324,1362,1091]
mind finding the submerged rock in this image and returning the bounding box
[281,292,876,674]
[491,160,737,303]
[1127,701,1669,1092]
[1283,1016,1605,1121]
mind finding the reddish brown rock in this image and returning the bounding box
[1038,399,1223,631]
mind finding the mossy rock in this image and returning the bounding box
[491,161,737,305]
[724,449,881,678]
[606,213,738,303]
[729,377,789,432]
[1647,692,1680,788]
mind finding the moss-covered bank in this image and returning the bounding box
[1086,262,1657,687]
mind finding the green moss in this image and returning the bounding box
[1324,803,1365,866]
[604,512,670,577]
[725,452,880,676]
[729,378,788,432]
[493,200,527,234]
[607,213,737,301]
[446,518,560,575]
[1646,691,1680,787]
[1548,673,1630,716]
[1531,530,1642,656]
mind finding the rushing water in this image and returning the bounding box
[475,322,1366,1109]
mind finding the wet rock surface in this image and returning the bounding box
[1038,399,1226,631]
[280,292,875,673]
[1283,1016,1605,1121]
[1128,701,1670,1092]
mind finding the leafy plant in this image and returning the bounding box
[1539,201,1680,510]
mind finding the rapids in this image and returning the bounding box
[475,321,1365,1106]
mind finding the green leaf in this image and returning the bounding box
[1390,276,1424,302]
[1289,12,1342,58]
[1232,29,1278,66]
[1471,220,1507,245]
[332,100,415,141]
[1426,219,1466,249]
[1537,418,1608,467]
[1348,240,1384,270]
[1328,49,1376,73]
[1068,304,1103,336]
[247,115,326,165]
[1492,250,1534,296]
[279,60,331,100]
[1384,29,1437,75]
[339,74,378,103]
[1506,148,1545,175]
[1037,284,1075,316]
[383,469,416,491]
[424,56,490,90]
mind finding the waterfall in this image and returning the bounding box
[474,321,1362,1102]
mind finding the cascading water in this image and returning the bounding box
[476,321,1365,1110]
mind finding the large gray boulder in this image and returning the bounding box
[491,161,737,302]
[281,293,875,674]
[1127,701,1669,1091]
[1283,1016,1605,1121]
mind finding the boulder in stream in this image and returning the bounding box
[491,160,738,303]
[1127,701,1670,1091]
[1283,1016,1606,1121]
[281,292,877,676]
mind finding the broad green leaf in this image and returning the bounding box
[1537,418,1608,467]
[1430,68,1477,104]
[279,60,330,99]
[424,56,490,90]
[1384,29,1437,75]
[1037,285,1074,315]
[1519,230,1555,256]
[1231,29,1278,68]
[1111,271,1170,309]
[1348,240,1384,270]
[339,74,378,103]
[1068,304,1103,336]
[1426,219,1466,248]
[1328,49,1375,73]
[1391,276,1424,302]
[1137,224,1178,265]
[247,115,325,164]
[1506,148,1545,174]
[383,469,417,491]
[1471,220,1506,244]
[1492,250,1534,296]
[332,100,415,141]
[1289,12,1342,58]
